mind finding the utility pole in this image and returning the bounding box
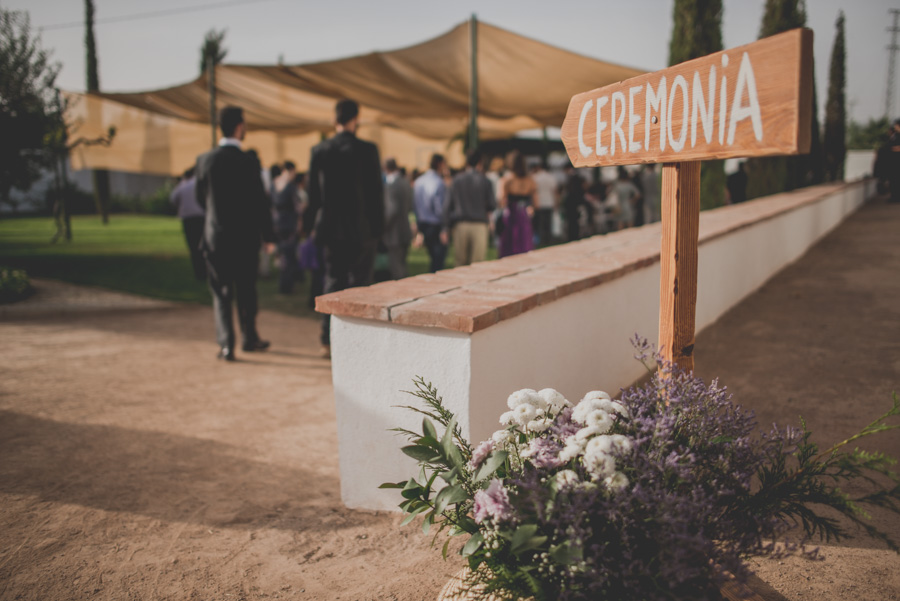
[885,9,900,120]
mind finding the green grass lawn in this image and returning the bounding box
[0,214,497,319]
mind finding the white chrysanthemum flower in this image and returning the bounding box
[513,402,538,423]
[582,390,612,403]
[584,434,614,456]
[609,434,633,454]
[574,425,604,442]
[585,409,614,433]
[554,470,580,490]
[585,434,633,459]
[499,411,517,427]
[538,388,570,413]
[604,471,630,492]
[559,439,584,462]
[526,418,552,433]
[572,396,629,425]
[492,429,514,445]
[506,389,546,411]
[583,450,616,480]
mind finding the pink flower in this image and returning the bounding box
[468,439,495,470]
[473,479,512,523]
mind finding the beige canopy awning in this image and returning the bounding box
[67,20,645,175]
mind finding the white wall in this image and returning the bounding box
[330,180,873,510]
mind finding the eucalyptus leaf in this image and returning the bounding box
[474,450,509,482]
[378,481,406,489]
[462,532,484,557]
[423,418,438,441]
[510,524,547,554]
[402,444,441,463]
[434,484,469,515]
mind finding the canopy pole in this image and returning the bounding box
[207,55,217,149]
[468,13,479,152]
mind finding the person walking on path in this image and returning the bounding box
[443,149,496,266]
[413,154,449,272]
[170,166,206,280]
[382,157,413,280]
[273,161,303,294]
[499,151,536,257]
[306,99,384,357]
[195,106,276,361]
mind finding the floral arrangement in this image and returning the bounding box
[382,342,900,601]
[0,267,31,303]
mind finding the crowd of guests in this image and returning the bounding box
[172,100,752,361]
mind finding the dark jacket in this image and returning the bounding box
[195,144,275,262]
[305,131,384,251]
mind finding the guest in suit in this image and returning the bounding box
[306,99,384,357]
[195,106,276,361]
[382,157,413,280]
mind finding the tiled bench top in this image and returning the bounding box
[316,182,849,333]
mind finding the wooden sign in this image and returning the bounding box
[561,28,813,167]
[562,28,814,374]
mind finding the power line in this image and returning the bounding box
[37,0,277,31]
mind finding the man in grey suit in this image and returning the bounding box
[195,106,276,361]
[381,158,413,280]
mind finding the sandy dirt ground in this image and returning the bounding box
[1,197,898,601]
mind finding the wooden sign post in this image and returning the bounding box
[561,28,813,372]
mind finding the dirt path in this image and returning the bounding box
[1,197,898,601]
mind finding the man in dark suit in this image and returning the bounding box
[306,99,384,357]
[195,106,276,361]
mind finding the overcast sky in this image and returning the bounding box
[6,0,898,124]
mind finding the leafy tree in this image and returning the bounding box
[668,0,726,210]
[200,29,227,74]
[0,10,62,206]
[746,0,824,199]
[847,117,890,150]
[823,11,846,181]
[85,0,111,224]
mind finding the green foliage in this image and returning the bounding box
[751,0,824,194]
[669,0,726,210]
[848,117,890,150]
[751,394,900,551]
[668,0,723,66]
[200,29,227,74]
[759,0,807,38]
[0,266,31,303]
[0,10,62,204]
[823,11,847,182]
[700,160,726,210]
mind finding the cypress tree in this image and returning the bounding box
[85,0,110,224]
[823,11,846,181]
[746,0,824,199]
[668,0,726,210]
